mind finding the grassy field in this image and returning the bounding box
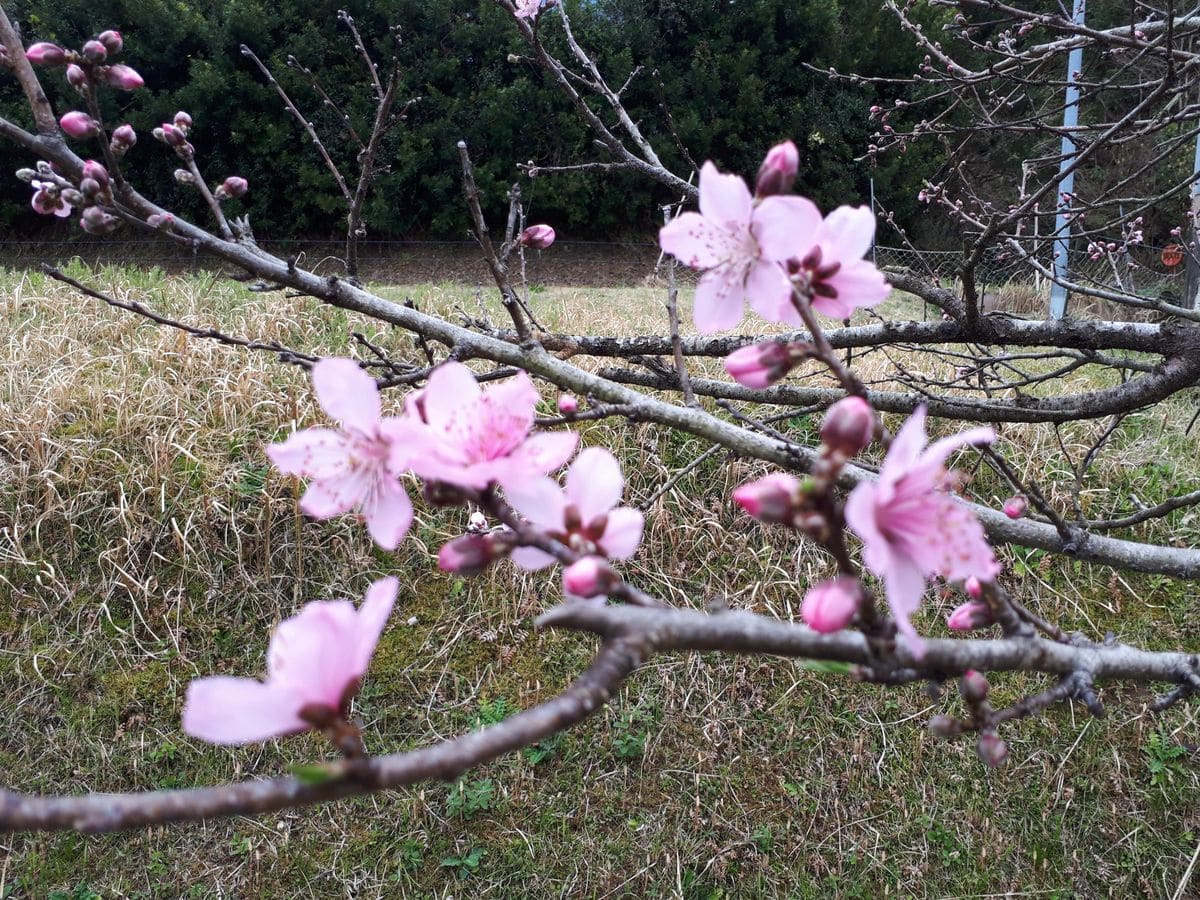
[1,265,1199,898]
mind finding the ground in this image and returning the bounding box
[1,266,1198,898]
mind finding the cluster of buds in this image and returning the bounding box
[28,31,142,95]
[214,176,249,201]
[723,339,808,389]
[518,223,555,249]
[21,157,117,233]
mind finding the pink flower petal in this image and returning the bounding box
[362,479,413,550]
[659,211,730,270]
[883,555,928,658]
[182,677,305,744]
[698,161,752,228]
[565,448,623,523]
[299,469,370,519]
[753,194,821,261]
[511,545,557,570]
[818,205,877,261]
[353,576,398,672]
[267,427,348,478]
[598,507,644,560]
[826,259,891,311]
[269,600,361,705]
[744,259,798,326]
[693,267,747,334]
[312,358,380,433]
[506,475,568,530]
[497,431,579,486]
[421,362,482,430]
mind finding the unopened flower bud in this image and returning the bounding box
[976,732,1008,768]
[928,714,958,738]
[557,393,579,415]
[562,556,615,598]
[15,168,38,183]
[173,110,193,130]
[61,188,84,206]
[26,42,66,66]
[959,669,989,703]
[66,64,87,89]
[820,396,875,458]
[82,159,109,189]
[110,123,136,155]
[80,206,118,234]
[519,223,555,249]
[158,123,186,147]
[215,175,248,200]
[724,340,799,389]
[1002,495,1027,519]
[104,64,144,90]
[59,111,98,139]
[173,168,196,185]
[947,600,994,633]
[964,576,982,599]
[438,533,506,576]
[79,177,102,199]
[147,212,175,230]
[754,140,799,198]
[82,40,107,63]
[800,577,861,633]
[732,473,804,525]
[97,30,123,54]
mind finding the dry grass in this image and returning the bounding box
[1,265,1199,898]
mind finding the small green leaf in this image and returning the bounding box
[798,660,854,675]
[289,763,339,785]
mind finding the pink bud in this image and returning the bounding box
[80,206,119,235]
[158,123,186,147]
[82,159,110,189]
[1002,495,1027,519]
[562,556,615,599]
[59,111,99,139]
[104,64,144,91]
[820,396,875,457]
[110,123,136,152]
[438,533,501,577]
[964,576,982,599]
[928,714,958,738]
[947,600,994,632]
[217,175,248,199]
[724,341,797,389]
[976,732,1008,768]
[732,473,804,525]
[959,670,990,703]
[519,224,555,249]
[174,110,193,130]
[82,40,107,63]
[147,213,174,230]
[26,42,66,65]
[754,140,799,198]
[98,30,123,54]
[800,577,861,633]
[66,64,87,89]
[557,393,579,415]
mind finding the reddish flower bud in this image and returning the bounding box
[26,42,66,66]
[66,64,88,89]
[82,159,110,189]
[976,732,1008,768]
[519,223,555,249]
[800,577,861,633]
[1002,495,1027,519]
[947,600,993,632]
[59,111,98,139]
[732,473,805,525]
[959,669,989,703]
[104,64,144,91]
[723,340,799,389]
[438,533,504,577]
[110,123,136,155]
[82,39,107,63]
[215,175,248,200]
[157,123,186,146]
[820,396,875,457]
[557,393,579,415]
[928,714,958,738]
[964,576,983,599]
[754,140,799,198]
[147,213,175,230]
[79,177,102,199]
[562,556,615,598]
[97,30,123,54]
[80,206,119,234]
[173,110,193,130]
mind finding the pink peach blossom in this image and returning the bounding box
[404,361,576,492]
[514,0,541,18]
[268,358,419,549]
[30,180,72,217]
[786,206,891,319]
[844,406,999,656]
[182,577,397,745]
[505,447,644,571]
[659,161,819,333]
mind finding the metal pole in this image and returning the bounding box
[1049,0,1086,320]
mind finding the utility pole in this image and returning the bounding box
[1049,0,1086,319]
